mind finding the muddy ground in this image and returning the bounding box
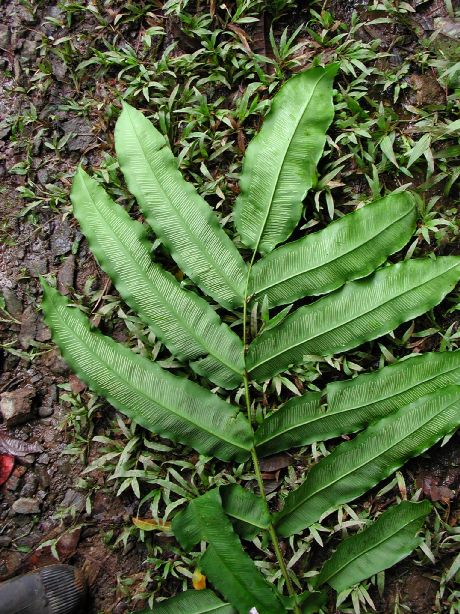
[0,0,459,612]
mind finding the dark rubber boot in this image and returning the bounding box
[0,564,86,614]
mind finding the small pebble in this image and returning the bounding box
[38,405,54,418]
[12,497,40,514]
[37,453,50,465]
[0,535,12,547]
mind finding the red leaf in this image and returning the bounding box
[0,454,15,486]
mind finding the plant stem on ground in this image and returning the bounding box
[243,258,301,613]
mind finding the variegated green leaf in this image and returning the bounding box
[256,350,460,456]
[327,349,460,433]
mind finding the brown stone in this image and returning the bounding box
[0,386,35,426]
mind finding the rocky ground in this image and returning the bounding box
[0,0,459,612]
[0,3,149,611]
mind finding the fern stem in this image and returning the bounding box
[242,259,300,613]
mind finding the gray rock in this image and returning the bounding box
[20,473,38,497]
[19,306,38,349]
[60,118,93,152]
[5,474,21,492]
[24,255,48,277]
[20,39,38,62]
[0,386,35,426]
[47,6,64,20]
[37,453,50,465]
[0,535,12,547]
[17,6,37,24]
[38,405,54,418]
[57,255,75,294]
[434,17,460,39]
[12,497,40,514]
[50,221,73,256]
[36,466,50,489]
[36,168,48,185]
[39,384,57,418]
[51,58,67,80]
[60,489,86,513]
[0,26,10,48]
[2,288,22,319]
[35,320,52,342]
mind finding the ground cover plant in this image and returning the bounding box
[39,56,460,613]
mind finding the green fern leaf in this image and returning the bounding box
[234,65,337,254]
[275,385,460,536]
[316,500,431,593]
[41,283,252,462]
[172,489,285,614]
[257,350,460,456]
[144,590,237,614]
[115,103,247,308]
[71,168,244,389]
[327,349,460,426]
[221,484,270,540]
[249,191,417,308]
[248,257,460,382]
[255,392,322,457]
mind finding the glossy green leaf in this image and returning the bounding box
[221,484,270,540]
[327,349,460,432]
[275,385,460,536]
[144,590,237,614]
[234,65,337,255]
[248,257,460,382]
[316,500,431,593]
[258,349,460,456]
[71,168,244,390]
[41,284,252,463]
[115,103,247,308]
[172,490,285,614]
[255,392,322,457]
[249,191,417,308]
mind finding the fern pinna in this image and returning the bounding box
[42,65,460,613]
